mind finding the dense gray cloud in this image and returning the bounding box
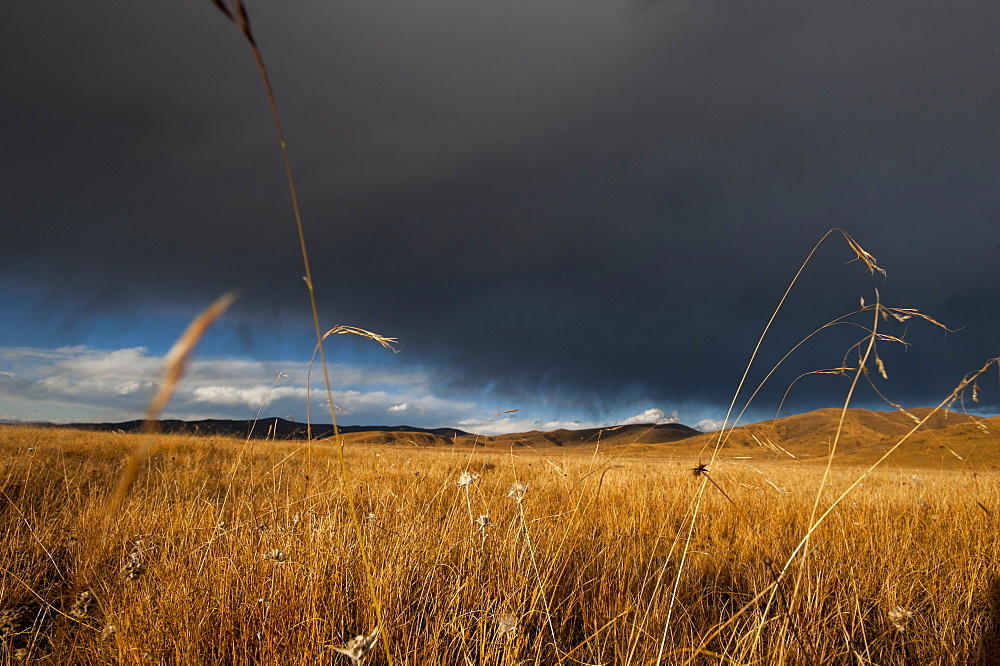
[2,0,998,423]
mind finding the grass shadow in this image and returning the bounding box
[974,573,1000,664]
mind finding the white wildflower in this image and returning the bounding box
[507,481,529,503]
[333,627,379,665]
[887,606,914,632]
[496,613,518,638]
[456,470,479,487]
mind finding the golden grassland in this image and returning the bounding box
[2,424,999,665]
[4,4,993,665]
[141,7,1000,664]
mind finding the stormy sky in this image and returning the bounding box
[2,1,998,433]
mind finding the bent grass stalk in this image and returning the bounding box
[714,359,1000,665]
[673,254,998,663]
[754,295,964,653]
[749,291,884,652]
[663,229,887,663]
[108,290,237,519]
[708,228,884,456]
[785,355,1000,565]
[667,228,986,663]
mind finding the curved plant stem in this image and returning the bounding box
[209,2,392,661]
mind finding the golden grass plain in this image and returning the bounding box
[2,423,998,664]
[5,6,990,665]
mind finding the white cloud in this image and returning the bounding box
[0,344,481,426]
[542,420,582,430]
[695,418,725,432]
[0,345,726,434]
[116,381,144,396]
[194,385,269,408]
[457,416,522,436]
[617,408,678,426]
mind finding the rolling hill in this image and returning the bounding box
[614,407,1000,467]
[42,407,999,466]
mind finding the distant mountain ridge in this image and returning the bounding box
[50,417,702,447]
[55,418,470,440]
[34,408,999,465]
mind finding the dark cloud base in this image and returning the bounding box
[2,1,998,422]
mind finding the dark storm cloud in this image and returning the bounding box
[2,1,998,419]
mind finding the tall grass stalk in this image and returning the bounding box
[661,230,883,661]
[210,1,393,660]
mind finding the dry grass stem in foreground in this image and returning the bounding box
[209,2,397,658]
[108,291,237,517]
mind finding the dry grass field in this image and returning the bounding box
[2,422,998,664]
[5,5,991,665]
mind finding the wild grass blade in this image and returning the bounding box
[108,291,237,517]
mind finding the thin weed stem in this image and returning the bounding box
[210,2,392,660]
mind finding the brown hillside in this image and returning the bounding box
[339,431,457,447]
[332,423,701,450]
[297,409,996,469]
[832,412,1000,467]
[473,423,700,449]
[635,408,998,464]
